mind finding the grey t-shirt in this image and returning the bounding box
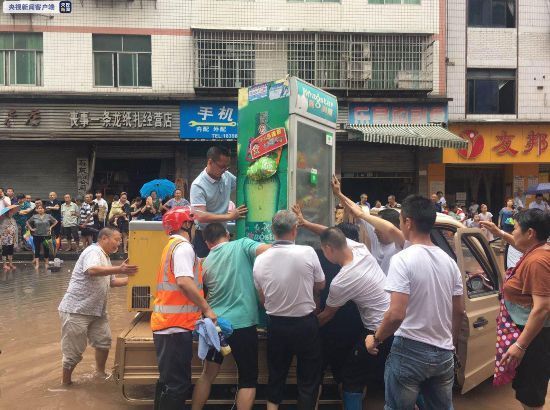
[190,169,236,230]
[27,214,57,236]
[58,244,114,317]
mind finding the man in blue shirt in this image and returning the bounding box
[190,146,247,257]
[191,222,270,410]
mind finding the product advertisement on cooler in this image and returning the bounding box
[236,77,337,246]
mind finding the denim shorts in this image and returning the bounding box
[384,336,454,410]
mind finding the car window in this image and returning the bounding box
[460,233,500,299]
[431,227,457,261]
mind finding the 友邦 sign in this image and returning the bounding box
[348,103,448,125]
[444,124,550,164]
[180,102,238,140]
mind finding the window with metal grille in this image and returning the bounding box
[92,35,152,88]
[131,286,151,310]
[194,31,432,91]
[0,33,43,86]
[196,34,255,89]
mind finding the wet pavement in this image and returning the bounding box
[0,261,548,409]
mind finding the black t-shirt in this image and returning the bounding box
[45,199,62,221]
[316,250,363,340]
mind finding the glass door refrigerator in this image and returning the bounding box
[237,76,338,247]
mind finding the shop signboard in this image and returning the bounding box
[349,103,448,125]
[443,124,550,164]
[180,102,238,140]
[290,78,338,127]
[76,158,89,198]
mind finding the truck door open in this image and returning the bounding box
[454,228,502,393]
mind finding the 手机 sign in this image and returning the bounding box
[180,102,238,140]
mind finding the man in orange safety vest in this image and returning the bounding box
[151,206,217,410]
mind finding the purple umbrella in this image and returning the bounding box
[526,183,550,195]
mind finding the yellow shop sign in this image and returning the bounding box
[443,124,550,164]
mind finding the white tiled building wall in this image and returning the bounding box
[447,0,550,121]
[0,0,443,96]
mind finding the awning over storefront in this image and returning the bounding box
[346,124,467,149]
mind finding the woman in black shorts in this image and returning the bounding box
[496,209,549,410]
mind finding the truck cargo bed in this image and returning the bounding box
[114,312,338,405]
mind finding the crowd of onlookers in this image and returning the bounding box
[0,186,191,270]
[343,189,550,244]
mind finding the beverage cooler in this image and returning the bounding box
[237,77,338,248]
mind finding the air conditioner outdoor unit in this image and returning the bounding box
[396,70,432,90]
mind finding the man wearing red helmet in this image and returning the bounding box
[151,206,217,410]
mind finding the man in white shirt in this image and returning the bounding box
[366,195,464,410]
[58,228,137,385]
[93,191,109,229]
[317,227,390,409]
[528,194,549,212]
[253,210,325,410]
[330,177,405,275]
[513,190,525,210]
[437,191,447,207]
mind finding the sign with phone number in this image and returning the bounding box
[180,101,238,140]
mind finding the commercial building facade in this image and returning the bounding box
[0,0,460,202]
[441,0,550,211]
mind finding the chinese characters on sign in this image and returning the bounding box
[76,158,89,198]
[2,109,41,128]
[444,125,550,164]
[180,102,238,140]
[492,132,518,156]
[70,111,173,129]
[491,131,548,157]
[3,1,64,13]
[349,103,448,125]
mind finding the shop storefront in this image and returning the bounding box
[439,123,549,213]
[0,102,181,200]
[340,102,466,202]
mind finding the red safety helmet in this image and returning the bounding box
[162,206,195,234]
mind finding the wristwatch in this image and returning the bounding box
[373,332,382,346]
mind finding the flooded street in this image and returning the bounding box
[0,261,547,410]
[0,261,135,410]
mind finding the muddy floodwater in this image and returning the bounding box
[0,261,548,410]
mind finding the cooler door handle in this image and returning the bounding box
[473,317,489,328]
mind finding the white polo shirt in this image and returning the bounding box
[253,241,325,317]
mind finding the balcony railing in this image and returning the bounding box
[193,30,433,91]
